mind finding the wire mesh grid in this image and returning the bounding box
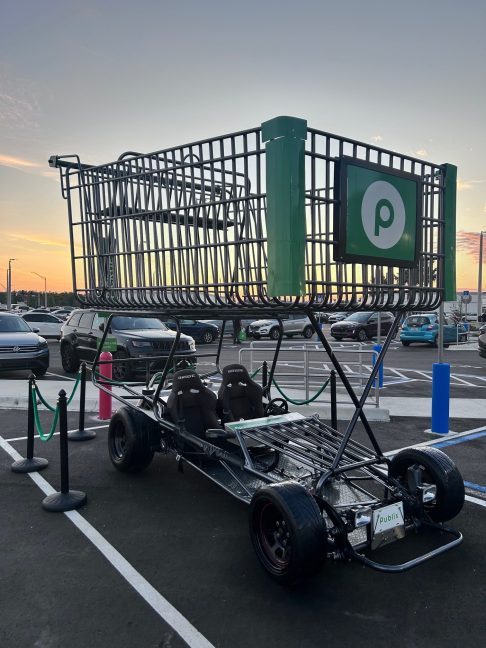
[51,121,447,314]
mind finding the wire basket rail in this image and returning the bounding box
[50,116,456,315]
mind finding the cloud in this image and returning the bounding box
[0,153,40,170]
[457,178,484,191]
[413,149,428,157]
[0,65,40,136]
[6,232,68,249]
[371,135,383,143]
[456,230,484,260]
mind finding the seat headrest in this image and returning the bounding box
[221,364,252,386]
[170,369,204,394]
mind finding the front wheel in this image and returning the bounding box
[249,482,327,584]
[112,349,133,381]
[108,407,157,472]
[401,341,410,347]
[201,329,215,344]
[389,447,465,522]
[269,328,280,341]
[356,329,367,342]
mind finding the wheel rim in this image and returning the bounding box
[202,331,213,343]
[358,330,367,341]
[113,355,128,381]
[112,422,127,460]
[270,329,279,340]
[257,502,291,572]
[62,346,73,369]
[304,328,313,338]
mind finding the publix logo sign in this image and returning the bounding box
[335,158,421,268]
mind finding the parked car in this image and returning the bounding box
[162,319,219,344]
[60,310,196,380]
[478,330,486,358]
[248,313,321,340]
[400,314,467,347]
[22,312,64,339]
[327,312,349,324]
[330,311,394,341]
[0,312,49,377]
[200,319,255,338]
[50,309,73,321]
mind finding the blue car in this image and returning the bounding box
[162,319,219,344]
[400,314,467,347]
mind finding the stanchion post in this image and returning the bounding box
[372,344,384,388]
[262,360,268,391]
[42,389,87,512]
[330,370,338,431]
[68,362,96,441]
[99,351,113,420]
[11,375,48,473]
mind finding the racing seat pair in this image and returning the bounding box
[166,364,264,438]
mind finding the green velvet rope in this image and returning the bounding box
[271,376,330,405]
[31,386,59,442]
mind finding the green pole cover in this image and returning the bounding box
[261,116,307,297]
[443,164,457,301]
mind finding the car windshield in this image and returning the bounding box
[344,313,372,323]
[0,315,32,333]
[111,316,167,331]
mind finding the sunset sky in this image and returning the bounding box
[1,0,485,295]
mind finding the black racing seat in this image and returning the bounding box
[217,364,265,422]
[166,369,222,438]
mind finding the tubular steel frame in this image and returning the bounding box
[50,119,448,316]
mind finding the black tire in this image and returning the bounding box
[108,406,157,472]
[32,366,47,378]
[285,334,294,339]
[431,336,438,348]
[302,326,313,339]
[249,481,327,584]
[401,341,410,347]
[389,447,465,522]
[61,343,80,373]
[112,349,133,381]
[356,329,367,342]
[269,328,280,341]
[201,329,214,344]
[332,336,343,341]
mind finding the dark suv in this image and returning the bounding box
[330,311,394,341]
[60,310,196,380]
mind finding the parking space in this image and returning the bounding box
[1,409,486,648]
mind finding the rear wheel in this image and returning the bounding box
[389,447,464,522]
[108,406,157,472]
[332,336,343,341]
[357,329,367,342]
[61,343,80,373]
[401,341,410,347]
[249,481,327,584]
[302,326,314,339]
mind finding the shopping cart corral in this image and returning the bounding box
[49,116,464,584]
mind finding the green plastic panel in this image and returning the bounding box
[443,164,457,301]
[261,116,307,297]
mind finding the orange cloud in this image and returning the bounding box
[0,153,40,169]
[457,178,484,191]
[6,232,69,249]
[456,230,482,260]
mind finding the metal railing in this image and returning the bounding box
[239,341,381,408]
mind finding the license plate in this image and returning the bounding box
[372,501,404,535]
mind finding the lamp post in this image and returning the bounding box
[478,231,486,322]
[31,271,47,308]
[7,258,17,310]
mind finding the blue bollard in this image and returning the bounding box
[431,363,450,434]
[372,344,384,388]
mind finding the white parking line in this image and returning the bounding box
[0,435,215,648]
[6,424,109,443]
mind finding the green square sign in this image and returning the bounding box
[335,158,421,267]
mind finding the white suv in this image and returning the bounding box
[249,314,319,340]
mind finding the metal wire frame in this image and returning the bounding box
[50,122,446,315]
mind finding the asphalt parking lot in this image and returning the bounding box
[1,406,485,648]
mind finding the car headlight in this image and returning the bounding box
[38,339,48,349]
[260,328,269,333]
[131,340,153,348]
[189,340,196,350]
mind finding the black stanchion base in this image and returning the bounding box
[11,457,49,473]
[42,490,87,512]
[68,429,97,442]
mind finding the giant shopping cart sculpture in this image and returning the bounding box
[50,117,463,581]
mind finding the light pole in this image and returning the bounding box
[31,271,47,308]
[7,258,17,310]
[478,231,486,322]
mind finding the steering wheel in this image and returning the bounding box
[264,398,289,416]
